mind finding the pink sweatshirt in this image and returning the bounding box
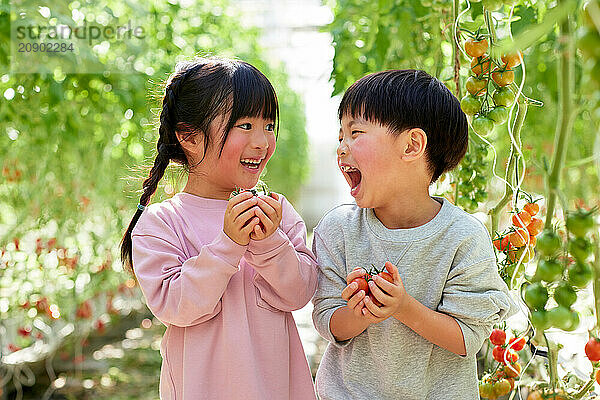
[131,192,318,400]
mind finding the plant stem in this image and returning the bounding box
[453,0,461,97]
[544,10,576,229]
[489,100,528,234]
[594,232,600,334]
[572,369,597,399]
[544,334,560,391]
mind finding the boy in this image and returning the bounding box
[311,70,516,399]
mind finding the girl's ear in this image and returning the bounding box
[176,124,203,155]
[400,128,427,161]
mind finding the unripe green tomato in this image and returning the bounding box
[554,281,577,308]
[524,283,548,310]
[502,0,515,4]
[460,94,482,115]
[536,229,562,256]
[535,259,564,282]
[547,306,573,330]
[492,87,515,107]
[482,0,503,10]
[567,261,592,288]
[472,116,494,136]
[568,237,592,261]
[479,382,494,398]
[530,309,549,331]
[488,106,509,124]
[565,310,580,331]
[474,190,488,203]
[566,209,596,238]
[578,29,600,60]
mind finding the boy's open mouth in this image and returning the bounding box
[341,165,362,195]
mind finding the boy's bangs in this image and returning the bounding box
[338,71,414,133]
[228,63,279,132]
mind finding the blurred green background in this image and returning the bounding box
[1,0,599,398]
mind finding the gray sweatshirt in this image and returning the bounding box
[311,197,517,400]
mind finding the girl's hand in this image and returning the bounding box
[223,191,262,246]
[362,262,408,322]
[249,192,282,241]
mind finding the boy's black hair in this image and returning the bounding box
[338,69,468,184]
[120,57,279,276]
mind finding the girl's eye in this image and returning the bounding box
[237,123,252,130]
[351,130,363,135]
[265,123,275,132]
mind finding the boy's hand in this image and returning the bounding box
[341,267,369,319]
[362,262,408,321]
[223,191,261,246]
[250,192,282,241]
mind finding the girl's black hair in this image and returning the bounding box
[338,69,468,184]
[120,57,279,276]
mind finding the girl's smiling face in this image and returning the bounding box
[337,114,403,208]
[183,115,276,199]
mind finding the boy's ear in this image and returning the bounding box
[400,128,427,161]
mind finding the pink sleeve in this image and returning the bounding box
[132,230,246,327]
[244,196,319,312]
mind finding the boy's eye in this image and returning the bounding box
[265,123,275,132]
[237,123,252,130]
[351,130,363,135]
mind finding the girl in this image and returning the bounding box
[120,57,318,400]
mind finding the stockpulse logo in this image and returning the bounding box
[15,20,145,46]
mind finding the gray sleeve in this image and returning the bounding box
[437,257,516,358]
[311,230,353,348]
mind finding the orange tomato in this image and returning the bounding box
[523,202,539,216]
[509,228,529,247]
[527,218,544,236]
[504,362,521,378]
[502,51,523,69]
[512,211,532,229]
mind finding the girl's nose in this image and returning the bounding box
[251,129,269,149]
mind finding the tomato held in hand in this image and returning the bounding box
[351,277,369,295]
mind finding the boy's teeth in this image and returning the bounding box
[341,165,358,172]
[241,158,261,164]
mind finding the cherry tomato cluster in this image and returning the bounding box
[523,207,597,334]
[455,142,489,211]
[229,180,271,199]
[493,194,542,288]
[460,30,521,137]
[578,1,600,89]
[479,328,526,399]
[349,264,394,306]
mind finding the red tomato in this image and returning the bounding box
[351,277,369,294]
[529,235,537,247]
[378,271,393,283]
[508,336,527,351]
[523,202,539,216]
[596,369,600,385]
[492,345,505,363]
[585,337,600,362]
[505,349,519,364]
[512,211,532,229]
[489,329,506,346]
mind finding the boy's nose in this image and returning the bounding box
[337,141,348,157]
